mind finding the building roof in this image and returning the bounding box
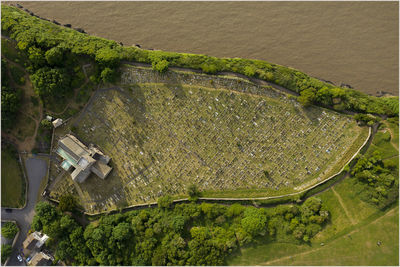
[91,161,112,179]
[23,233,38,250]
[29,252,52,266]
[52,118,63,128]
[56,134,112,183]
[23,232,49,258]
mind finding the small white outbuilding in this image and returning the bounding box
[52,118,63,128]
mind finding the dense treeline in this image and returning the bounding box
[1,5,398,116]
[32,197,328,265]
[351,151,398,209]
[350,118,399,209]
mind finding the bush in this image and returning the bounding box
[157,195,173,209]
[45,46,63,66]
[58,194,77,212]
[187,184,201,201]
[1,222,18,239]
[30,67,71,100]
[100,67,115,83]
[1,244,12,263]
[40,119,53,130]
[152,59,169,73]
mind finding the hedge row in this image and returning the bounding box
[2,4,398,116]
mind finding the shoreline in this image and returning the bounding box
[8,2,398,97]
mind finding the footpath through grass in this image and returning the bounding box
[228,204,398,266]
[1,145,25,208]
[228,118,399,265]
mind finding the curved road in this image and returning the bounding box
[1,157,47,266]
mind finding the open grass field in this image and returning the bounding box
[227,204,398,266]
[228,118,399,265]
[49,67,367,213]
[1,145,25,208]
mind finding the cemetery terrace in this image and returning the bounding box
[49,66,369,213]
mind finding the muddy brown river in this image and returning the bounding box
[14,1,399,95]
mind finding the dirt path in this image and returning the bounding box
[260,207,397,265]
[331,187,356,225]
[3,59,43,152]
[46,64,91,116]
[385,123,398,152]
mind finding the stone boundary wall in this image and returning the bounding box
[121,65,288,101]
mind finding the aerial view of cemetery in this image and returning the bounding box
[48,66,369,213]
[1,2,398,266]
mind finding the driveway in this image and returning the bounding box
[1,157,47,266]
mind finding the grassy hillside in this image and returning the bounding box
[48,66,367,214]
[1,144,25,208]
[227,118,399,265]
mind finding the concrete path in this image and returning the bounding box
[1,157,47,266]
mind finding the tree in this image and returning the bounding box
[298,88,316,107]
[111,222,131,241]
[158,195,173,209]
[152,59,169,73]
[95,47,121,67]
[28,46,45,68]
[45,47,64,66]
[1,244,12,263]
[226,203,245,218]
[100,67,116,83]
[30,67,71,99]
[1,222,18,239]
[40,119,53,130]
[244,65,256,77]
[55,239,76,261]
[201,63,218,74]
[241,207,267,237]
[60,215,78,232]
[31,216,43,232]
[35,201,59,225]
[187,184,201,201]
[58,194,77,212]
[171,215,186,233]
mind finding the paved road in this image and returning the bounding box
[1,157,47,266]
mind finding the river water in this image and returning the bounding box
[15,1,399,95]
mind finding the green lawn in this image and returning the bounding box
[1,145,25,208]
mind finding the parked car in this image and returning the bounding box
[26,256,31,262]
[17,254,23,262]
[5,208,12,213]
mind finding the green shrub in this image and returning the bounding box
[1,222,18,239]
[100,67,116,83]
[152,59,169,73]
[1,244,12,263]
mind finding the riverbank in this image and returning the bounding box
[12,1,399,96]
